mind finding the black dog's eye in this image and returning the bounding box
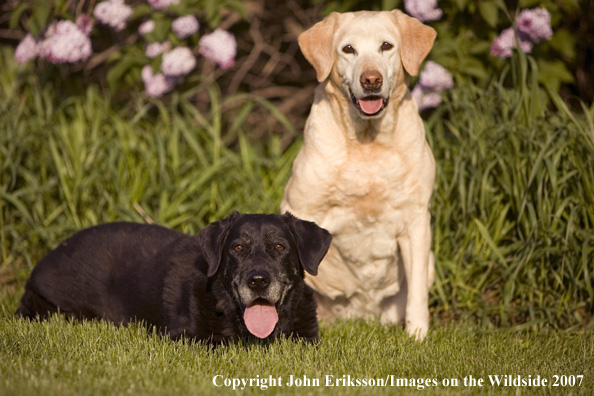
[233,245,243,252]
[275,244,284,252]
[342,44,356,54]
[380,42,394,51]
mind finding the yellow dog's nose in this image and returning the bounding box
[360,70,383,90]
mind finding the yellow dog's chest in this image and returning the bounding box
[324,149,414,222]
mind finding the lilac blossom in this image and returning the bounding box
[147,0,179,10]
[93,0,133,32]
[490,27,533,58]
[411,61,453,111]
[404,0,443,22]
[491,8,552,58]
[142,65,176,98]
[75,15,94,36]
[14,34,39,64]
[39,20,92,63]
[412,85,443,110]
[138,20,155,35]
[199,29,237,69]
[172,15,199,39]
[418,61,454,92]
[517,8,553,43]
[162,47,196,77]
[145,42,171,58]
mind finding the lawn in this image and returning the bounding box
[1,46,593,395]
[1,305,593,395]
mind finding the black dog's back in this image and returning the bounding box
[17,222,188,325]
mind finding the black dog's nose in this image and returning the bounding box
[247,270,270,291]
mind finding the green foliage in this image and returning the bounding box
[0,47,296,282]
[6,0,246,98]
[426,53,594,328]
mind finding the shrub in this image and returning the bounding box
[7,0,244,99]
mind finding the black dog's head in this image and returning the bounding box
[198,212,332,339]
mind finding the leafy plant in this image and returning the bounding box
[426,52,594,327]
[7,0,246,98]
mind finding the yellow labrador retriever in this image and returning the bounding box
[281,10,436,340]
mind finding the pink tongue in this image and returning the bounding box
[358,98,383,114]
[243,303,279,338]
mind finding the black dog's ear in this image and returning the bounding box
[197,211,241,277]
[283,212,332,276]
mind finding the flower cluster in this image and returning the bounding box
[147,0,180,11]
[411,61,453,111]
[404,0,443,22]
[142,47,197,98]
[14,34,38,64]
[198,29,237,69]
[138,20,155,35]
[137,18,235,96]
[162,47,196,77]
[142,65,176,98]
[146,42,171,59]
[172,15,199,39]
[93,0,132,32]
[15,18,92,64]
[517,8,553,43]
[14,0,238,98]
[76,15,94,36]
[491,8,553,58]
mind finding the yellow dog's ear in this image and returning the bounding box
[298,13,340,82]
[392,10,437,76]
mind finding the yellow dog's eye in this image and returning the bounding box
[234,245,243,252]
[381,42,394,51]
[342,44,356,54]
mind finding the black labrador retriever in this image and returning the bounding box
[16,212,332,343]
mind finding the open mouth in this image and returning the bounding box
[243,298,278,339]
[350,91,389,116]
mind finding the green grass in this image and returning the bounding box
[1,305,592,395]
[1,46,594,394]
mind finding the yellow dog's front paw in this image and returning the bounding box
[406,320,429,341]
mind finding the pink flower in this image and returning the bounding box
[15,34,39,64]
[420,91,442,110]
[412,85,442,111]
[39,20,92,63]
[145,42,171,58]
[162,46,196,77]
[138,20,155,35]
[172,15,199,39]
[490,27,533,58]
[491,8,552,59]
[411,84,424,105]
[404,0,443,22]
[147,0,179,10]
[141,65,176,98]
[93,0,133,32]
[418,61,453,91]
[75,15,94,36]
[199,29,237,69]
[517,8,552,43]
[411,61,452,111]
